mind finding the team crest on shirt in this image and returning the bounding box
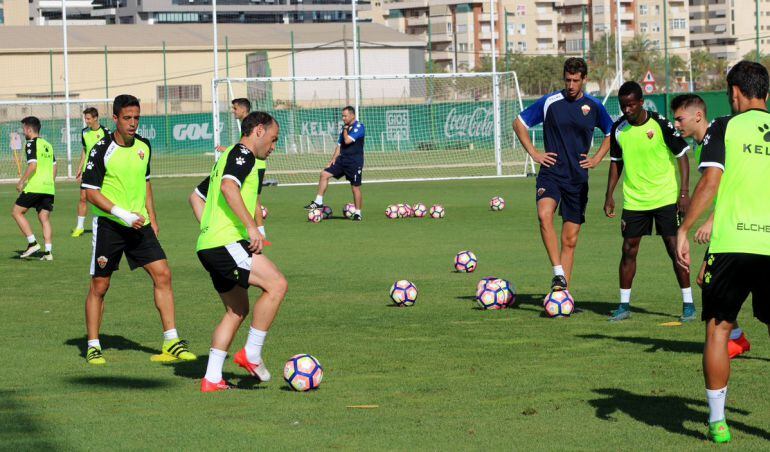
[137,149,145,160]
[97,256,108,269]
[581,105,591,116]
[537,187,546,196]
[646,130,655,139]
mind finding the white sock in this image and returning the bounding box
[204,348,227,383]
[355,209,361,215]
[620,288,631,304]
[76,216,86,230]
[26,235,36,244]
[730,328,743,340]
[245,327,267,363]
[163,328,179,342]
[682,287,693,304]
[314,195,323,204]
[45,243,52,252]
[706,387,727,423]
[87,339,101,349]
[553,265,565,277]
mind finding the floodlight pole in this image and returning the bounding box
[62,0,73,178]
[352,0,361,114]
[490,0,502,176]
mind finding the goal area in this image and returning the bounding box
[213,72,535,185]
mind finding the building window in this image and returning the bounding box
[446,22,451,33]
[519,24,526,35]
[671,18,686,29]
[651,22,660,32]
[516,4,526,16]
[639,4,647,15]
[654,5,660,15]
[517,41,527,51]
[594,5,604,14]
[508,21,515,34]
[457,24,467,33]
[157,85,202,102]
[566,39,583,52]
[640,22,647,33]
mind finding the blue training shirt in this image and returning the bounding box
[518,90,613,184]
[338,120,365,158]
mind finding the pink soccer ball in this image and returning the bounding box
[344,203,356,219]
[283,354,323,391]
[543,290,575,318]
[390,280,418,307]
[307,208,323,223]
[396,204,409,218]
[476,280,508,310]
[385,205,399,219]
[321,205,333,219]
[454,250,477,273]
[490,196,505,211]
[413,203,427,218]
[429,205,445,219]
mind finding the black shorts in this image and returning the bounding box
[194,176,210,200]
[702,252,770,324]
[197,240,252,293]
[15,192,54,212]
[90,216,167,277]
[620,204,679,238]
[325,156,363,186]
[535,175,588,224]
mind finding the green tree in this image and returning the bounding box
[690,50,716,91]
[587,33,616,94]
[623,35,660,85]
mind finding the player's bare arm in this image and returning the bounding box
[676,167,721,271]
[603,160,623,218]
[146,181,159,236]
[85,188,145,229]
[16,162,36,192]
[220,178,262,253]
[694,211,715,245]
[676,154,691,214]
[512,117,556,167]
[580,136,611,169]
[76,150,86,180]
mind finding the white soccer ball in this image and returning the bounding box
[429,205,445,219]
[308,208,323,223]
[344,203,356,219]
[490,196,505,211]
[385,205,399,219]
[413,203,427,218]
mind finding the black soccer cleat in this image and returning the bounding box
[304,201,323,210]
[550,275,568,292]
[351,213,362,221]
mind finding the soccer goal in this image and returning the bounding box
[0,99,111,182]
[212,72,535,186]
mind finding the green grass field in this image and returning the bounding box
[1,165,769,450]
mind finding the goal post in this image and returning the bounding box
[213,72,535,186]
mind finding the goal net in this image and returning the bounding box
[213,72,534,185]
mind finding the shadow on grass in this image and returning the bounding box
[64,334,159,358]
[66,376,171,389]
[166,358,266,390]
[589,388,770,441]
[577,333,702,354]
[0,390,60,449]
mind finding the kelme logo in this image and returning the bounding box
[759,124,770,142]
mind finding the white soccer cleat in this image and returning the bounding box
[20,243,40,258]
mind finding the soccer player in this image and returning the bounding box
[304,106,365,221]
[72,107,109,237]
[672,94,750,356]
[513,58,613,291]
[676,60,770,443]
[604,82,692,322]
[81,94,196,365]
[196,112,287,392]
[11,117,56,260]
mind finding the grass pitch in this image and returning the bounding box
[1,165,769,450]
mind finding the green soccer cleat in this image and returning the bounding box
[152,338,196,362]
[86,346,106,365]
[680,303,697,322]
[71,228,85,238]
[609,303,631,321]
[708,420,731,443]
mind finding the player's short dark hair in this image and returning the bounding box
[83,107,99,118]
[563,57,588,78]
[343,105,356,115]
[618,81,643,100]
[726,60,769,100]
[20,116,41,133]
[241,111,277,137]
[232,98,251,112]
[671,94,707,115]
[113,94,140,116]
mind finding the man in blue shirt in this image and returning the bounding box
[513,58,614,292]
[305,106,365,221]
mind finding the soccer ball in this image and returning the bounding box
[385,205,399,219]
[494,278,516,306]
[476,277,498,297]
[413,203,427,218]
[390,280,418,307]
[543,290,575,318]
[490,196,505,211]
[403,203,414,217]
[476,280,508,310]
[307,208,323,223]
[396,204,410,218]
[261,205,268,219]
[321,205,333,219]
[344,203,356,219]
[429,205,445,219]
[283,354,323,391]
[454,250,477,273]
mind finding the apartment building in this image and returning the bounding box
[689,0,770,61]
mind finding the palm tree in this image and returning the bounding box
[588,34,616,94]
[623,35,660,84]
